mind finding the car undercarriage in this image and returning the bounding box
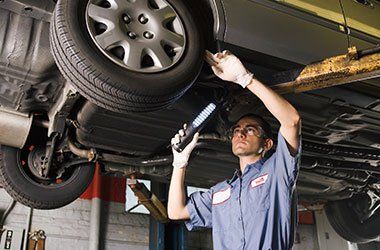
[0,0,380,243]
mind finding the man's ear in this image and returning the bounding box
[264,138,274,151]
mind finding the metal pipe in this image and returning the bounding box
[89,166,102,250]
[357,45,380,59]
[99,133,227,167]
[22,206,33,250]
[89,198,102,250]
[67,132,96,161]
[0,108,33,148]
[33,119,49,129]
[0,199,16,228]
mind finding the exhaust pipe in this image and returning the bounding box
[0,108,33,148]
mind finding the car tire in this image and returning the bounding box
[325,195,380,243]
[50,0,204,113]
[0,145,95,209]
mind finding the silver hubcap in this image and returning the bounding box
[85,0,186,73]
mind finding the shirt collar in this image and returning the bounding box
[227,169,241,185]
[227,158,266,184]
[243,158,266,175]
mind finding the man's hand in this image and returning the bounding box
[171,124,199,169]
[205,50,301,154]
[205,50,254,88]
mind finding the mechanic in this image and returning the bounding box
[168,51,302,250]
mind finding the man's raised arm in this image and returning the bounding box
[207,51,301,154]
[167,129,199,220]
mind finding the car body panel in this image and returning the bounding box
[221,0,348,64]
[342,0,380,39]
[219,0,379,64]
[276,0,380,40]
[0,4,61,112]
[0,9,55,83]
[273,0,345,25]
[207,0,226,41]
[76,89,215,156]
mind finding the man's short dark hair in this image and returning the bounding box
[234,113,273,139]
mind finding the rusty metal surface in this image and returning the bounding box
[127,177,169,223]
[271,46,380,94]
[0,4,62,112]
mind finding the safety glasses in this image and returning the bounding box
[228,124,266,139]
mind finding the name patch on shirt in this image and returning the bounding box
[250,173,269,188]
[212,187,231,205]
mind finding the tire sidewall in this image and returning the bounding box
[325,198,380,242]
[0,146,95,209]
[60,0,204,97]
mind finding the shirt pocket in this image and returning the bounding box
[212,187,232,232]
[248,174,270,212]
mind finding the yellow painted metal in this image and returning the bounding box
[277,0,380,38]
[276,0,345,24]
[271,46,380,94]
[128,178,169,223]
[341,0,380,39]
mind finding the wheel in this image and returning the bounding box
[325,194,380,243]
[0,145,95,209]
[50,0,205,113]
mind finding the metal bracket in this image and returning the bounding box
[41,133,59,178]
[47,83,80,137]
[28,229,46,250]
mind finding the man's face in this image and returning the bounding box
[231,117,266,157]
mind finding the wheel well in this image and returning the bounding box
[187,0,217,50]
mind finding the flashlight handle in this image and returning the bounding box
[172,124,199,153]
[172,102,219,152]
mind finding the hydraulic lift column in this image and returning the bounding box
[148,182,187,250]
[127,177,187,250]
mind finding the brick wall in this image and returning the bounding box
[0,189,213,249]
[0,187,316,250]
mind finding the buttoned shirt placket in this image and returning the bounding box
[238,172,246,248]
[227,169,246,249]
[240,161,263,250]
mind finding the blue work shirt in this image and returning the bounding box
[185,131,301,249]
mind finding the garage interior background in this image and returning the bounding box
[0,0,380,249]
[0,165,379,250]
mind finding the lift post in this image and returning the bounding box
[126,178,187,249]
[148,182,187,250]
[127,176,169,223]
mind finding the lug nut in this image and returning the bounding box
[36,94,48,102]
[123,14,131,24]
[127,31,137,39]
[168,48,176,57]
[138,14,148,24]
[143,31,154,39]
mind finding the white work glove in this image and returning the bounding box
[171,124,199,169]
[205,50,254,88]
